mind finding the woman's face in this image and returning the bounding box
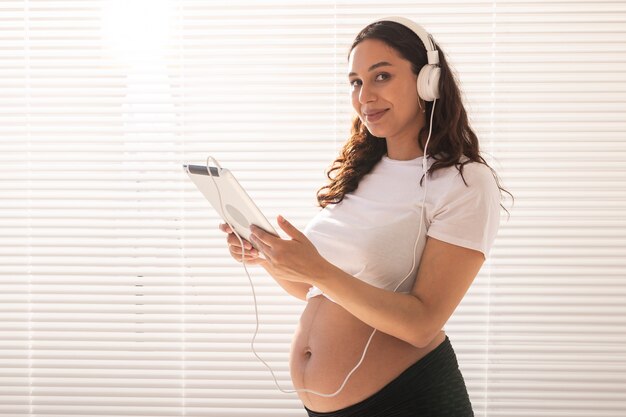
[348,38,422,140]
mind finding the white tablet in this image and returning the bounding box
[183,159,279,253]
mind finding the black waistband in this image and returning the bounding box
[304,335,473,417]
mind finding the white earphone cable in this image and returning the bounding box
[207,99,436,397]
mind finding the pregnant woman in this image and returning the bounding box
[219,16,509,417]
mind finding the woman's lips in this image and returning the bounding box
[365,109,388,122]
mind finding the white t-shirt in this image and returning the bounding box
[303,153,501,301]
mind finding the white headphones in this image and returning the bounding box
[375,16,441,102]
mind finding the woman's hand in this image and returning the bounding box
[218,223,264,266]
[249,215,328,285]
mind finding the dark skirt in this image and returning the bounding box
[304,335,474,417]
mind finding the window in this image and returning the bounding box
[1,1,624,416]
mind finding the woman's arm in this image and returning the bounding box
[248,218,485,346]
[314,236,485,348]
[262,265,310,301]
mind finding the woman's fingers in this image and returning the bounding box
[229,237,259,254]
[241,257,263,265]
[219,223,260,261]
[230,247,261,263]
[219,223,252,247]
[227,234,254,250]
[230,244,258,255]
[220,224,254,245]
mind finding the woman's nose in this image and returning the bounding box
[358,83,376,103]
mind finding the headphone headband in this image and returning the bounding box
[372,16,440,66]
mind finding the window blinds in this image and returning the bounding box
[1,1,625,416]
[486,1,626,416]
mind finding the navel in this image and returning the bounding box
[303,347,312,360]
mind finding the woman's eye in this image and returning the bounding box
[349,73,390,87]
[376,72,390,81]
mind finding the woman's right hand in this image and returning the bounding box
[218,223,310,301]
[218,223,264,265]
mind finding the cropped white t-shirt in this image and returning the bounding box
[303,153,501,302]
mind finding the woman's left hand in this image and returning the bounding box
[249,215,328,284]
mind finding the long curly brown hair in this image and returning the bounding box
[316,20,513,217]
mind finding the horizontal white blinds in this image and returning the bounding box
[3,1,336,416]
[1,1,625,416]
[488,1,626,416]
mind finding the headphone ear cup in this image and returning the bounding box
[417,64,441,101]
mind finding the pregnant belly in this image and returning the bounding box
[289,295,447,413]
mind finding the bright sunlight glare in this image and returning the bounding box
[101,0,174,62]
